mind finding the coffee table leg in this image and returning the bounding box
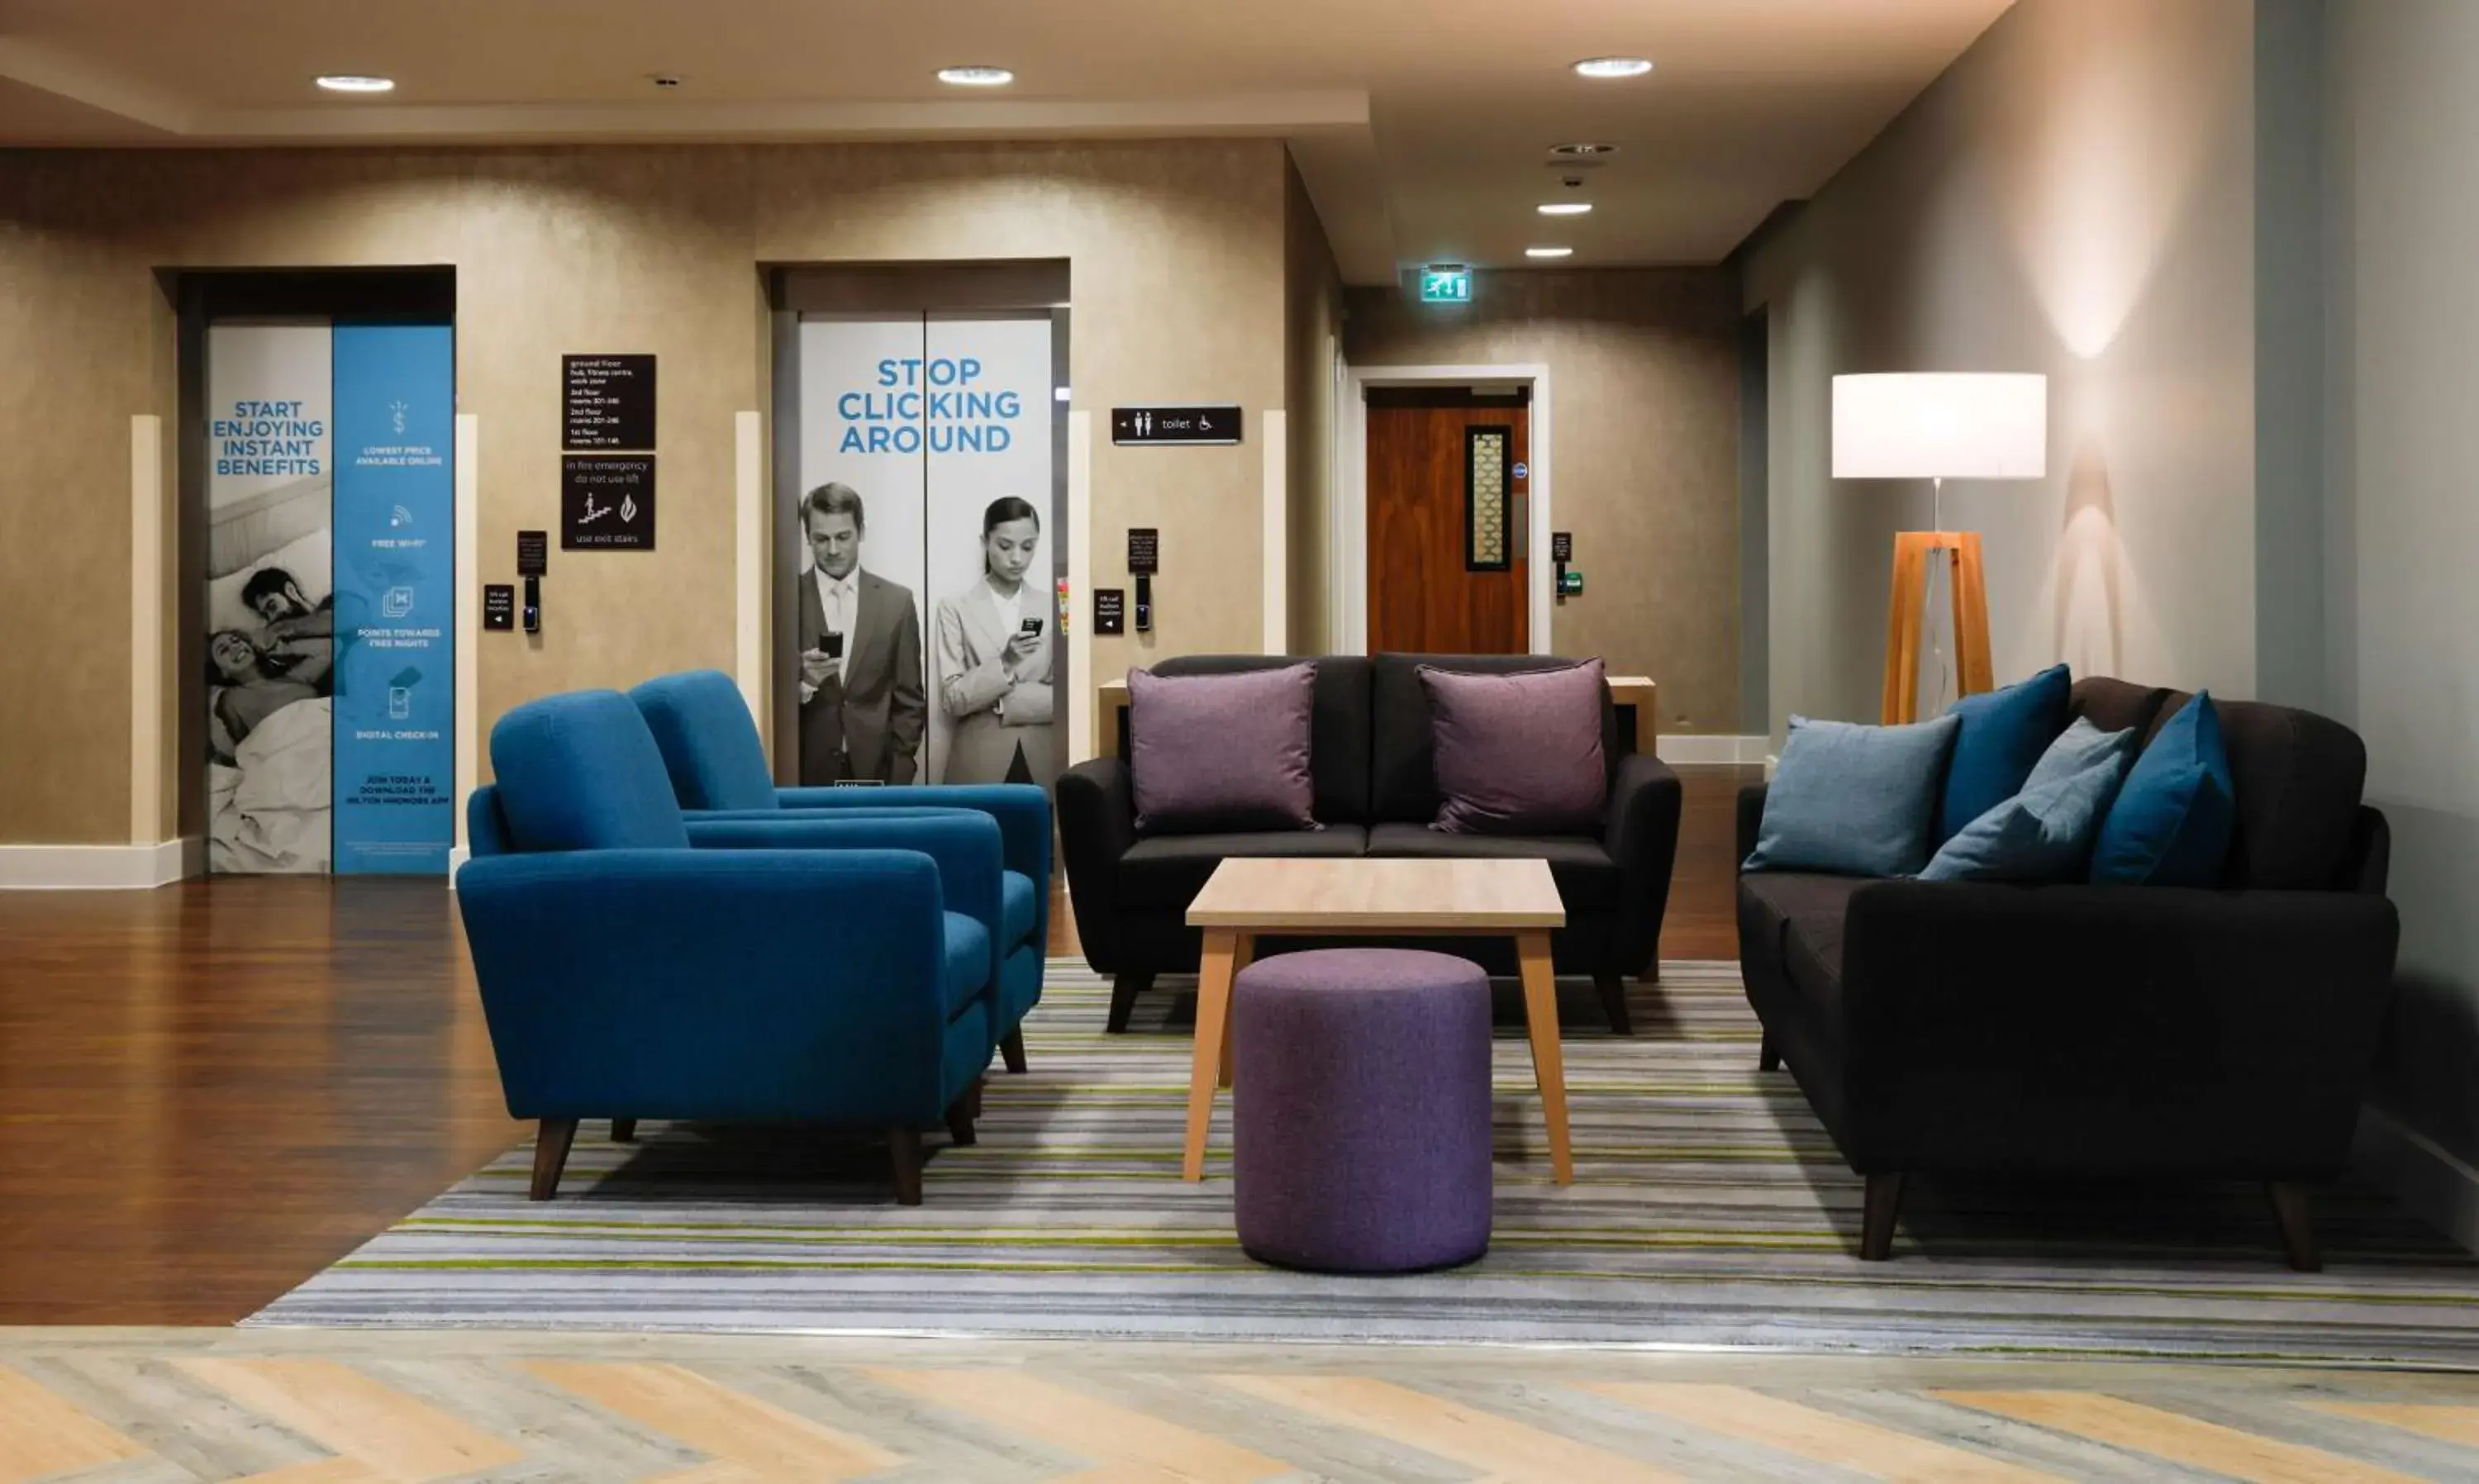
[1515,930,1576,1185]
[1218,933,1254,1090]
[1183,929,1241,1181]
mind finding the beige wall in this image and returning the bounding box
[1282,156,1344,656]
[1744,0,2258,742]
[0,140,1294,845]
[1344,269,1744,735]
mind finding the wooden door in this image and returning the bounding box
[1366,391,1530,654]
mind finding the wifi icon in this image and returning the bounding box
[389,505,414,529]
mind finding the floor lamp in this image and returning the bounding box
[1831,373,2048,723]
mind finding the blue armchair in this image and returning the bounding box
[629,669,1051,1073]
[459,688,1005,1204]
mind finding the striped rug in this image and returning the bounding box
[251,960,2479,1363]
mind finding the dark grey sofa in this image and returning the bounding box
[1059,654,1683,1034]
[1736,677,2401,1268]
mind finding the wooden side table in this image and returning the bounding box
[1179,857,1574,1185]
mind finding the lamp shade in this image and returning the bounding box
[1832,373,2048,480]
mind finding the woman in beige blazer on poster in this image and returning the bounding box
[934,496,1055,787]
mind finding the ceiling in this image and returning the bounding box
[0,0,2015,283]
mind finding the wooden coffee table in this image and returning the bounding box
[1180,856,1574,1184]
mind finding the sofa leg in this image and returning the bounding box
[1593,974,1634,1036]
[1106,973,1153,1034]
[610,1117,636,1144]
[2267,1182,2322,1272]
[944,1096,978,1148]
[888,1127,925,1206]
[1000,1028,1028,1074]
[968,1077,986,1119]
[530,1118,578,1202]
[1859,1172,1905,1261]
[1638,962,1663,984]
[1758,1033,1781,1073]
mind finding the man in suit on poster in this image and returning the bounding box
[797,482,925,784]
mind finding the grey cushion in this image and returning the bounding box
[1920,748,2128,883]
[1744,714,1960,878]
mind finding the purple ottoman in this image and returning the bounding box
[1230,948,1493,1273]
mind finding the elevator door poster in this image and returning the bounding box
[331,323,456,874]
[205,322,335,873]
[794,315,1058,791]
[202,320,454,876]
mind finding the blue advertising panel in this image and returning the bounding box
[331,323,455,874]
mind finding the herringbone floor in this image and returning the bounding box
[7,1329,2479,1481]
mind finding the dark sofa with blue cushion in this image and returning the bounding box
[1737,677,2400,1268]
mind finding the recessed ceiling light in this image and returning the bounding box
[1549,141,1619,158]
[1573,57,1654,79]
[937,65,1015,87]
[1526,245,1575,259]
[314,74,395,94]
[1537,202,1594,216]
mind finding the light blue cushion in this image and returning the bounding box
[2091,692,2235,886]
[489,691,692,853]
[2022,716,2136,793]
[942,911,992,1021]
[1744,713,1961,878]
[1936,664,2071,844]
[630,670,779,812]
[1001,870,1038,949]
[1920,751,2128,882]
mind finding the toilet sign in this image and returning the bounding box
[1111,406,1241,446]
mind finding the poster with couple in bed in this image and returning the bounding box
[204,321,454,876]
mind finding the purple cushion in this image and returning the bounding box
[1128,663,1319,835]
[1419,659,1608,835]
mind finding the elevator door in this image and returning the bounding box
[1365,389,1529,654]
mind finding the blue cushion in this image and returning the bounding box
[489,691,691,852]
[942,911,992,1020]
[2091,692,2235,886]
[1920,750,2128,882]
[630,670,778,812]
[1001,870,1038,949]
[2021,716,2137,793]
[1936,664,2070,844]
[1744,713,1961,878]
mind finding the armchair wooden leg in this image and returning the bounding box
[1593,974,1634,1036]
[1106,973,1152,1034]
[2267,1182,2323,1272]
[1000,1028,1028,1075]
[1758,1033,1780,1072]
[944,1095,978,1148]
[968,1077,986,1119]
[610,1118,636,1144]
[1859,1172,1905,1261]
[888,1127,925,1206]
[530,1118,578,1202]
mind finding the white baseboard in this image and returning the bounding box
[447,844,470,891]
[2353,1103,2479,1256]
[0,837,200,889]
[1653,734,1770,766]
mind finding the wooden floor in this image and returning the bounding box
[5,1328,2479,1481]
[0,768,1756,1327]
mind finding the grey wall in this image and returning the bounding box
[2324,0,2479,1177]
[1744,0,2259,744]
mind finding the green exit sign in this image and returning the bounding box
[1420,264,1472,303]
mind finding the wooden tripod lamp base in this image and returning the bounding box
[1882,530,1993,725]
